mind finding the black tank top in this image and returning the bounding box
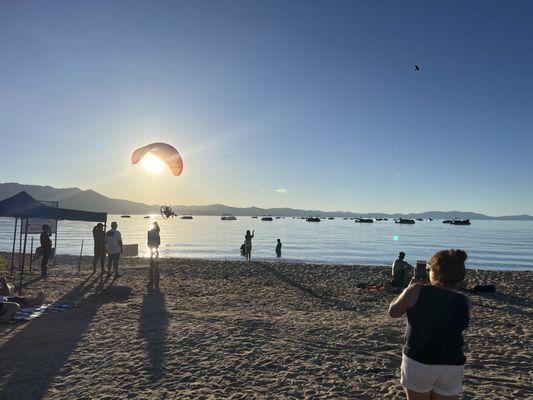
[404,285,469,365]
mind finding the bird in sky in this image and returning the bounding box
[414,64,420,71]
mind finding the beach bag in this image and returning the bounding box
[34,246,43,259]
[471,285,496,293]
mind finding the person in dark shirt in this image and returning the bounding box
[40,224,53,277]
[92,223,106,273]
[389,249,471,400]
[147,221,161,257]
[275,239,282,257]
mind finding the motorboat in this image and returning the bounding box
[450,219,471,225]
[221,214,237,221]
[443,219,452,224]
[416,218,424,221]
[395,218,415,224]
[261,216,273,221]
[306,217,321,222]
[120,215,131,218]
[355,218,373,223]
[181,215,193,220]
[328,217,334,220]
[251,216,258,219]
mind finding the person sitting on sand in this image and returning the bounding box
[147,221,161,257]
[0,276,14,296]
[392,252,413,288]
[275,239,282,257]
[389,249,471,400]
[244,230,254,261]
[0,289,45,323]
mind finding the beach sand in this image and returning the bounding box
[0,256,531,399]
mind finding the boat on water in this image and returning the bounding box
[306,217,321,222]
[416,218,424,221]
[355,218,374,223]
[181,215,193,220]
[261,216,273,221]
[275,216,282,219]
[428,218,433,221]
[251,216,258,219]
[143,216,150,219]
[328,217,334,220]
[121,215,131,218]
[443,219,452,224]
[395,218,415,224]
[450,219,471,225]
[221,214,237,221]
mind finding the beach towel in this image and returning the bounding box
[13,300,79,322]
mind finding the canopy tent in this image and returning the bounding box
[0,191,107,294]
[0,191,106,221]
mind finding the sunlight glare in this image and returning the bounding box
[141,153,166,174]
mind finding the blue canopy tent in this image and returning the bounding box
[0,191,107,293]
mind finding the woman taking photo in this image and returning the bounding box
[389,249,471,400]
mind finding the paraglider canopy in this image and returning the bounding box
[131,142,183,176]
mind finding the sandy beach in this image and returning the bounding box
[0,255,531,399]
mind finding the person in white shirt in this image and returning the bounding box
[105,221,123,276]
[391,251,413,288]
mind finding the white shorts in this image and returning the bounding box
[400,354,464,396]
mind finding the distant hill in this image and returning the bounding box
[1,182,532,220]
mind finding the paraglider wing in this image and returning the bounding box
[131,142,183,176]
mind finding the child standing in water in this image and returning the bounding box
[275,239,282,257]
[244,230,254,261]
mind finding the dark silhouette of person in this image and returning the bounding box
[39,224,52,277]
[240,243,246,256]
[275,239,282,257]
[147,221,161,257]
[244,230,254,261]
[92,223,106,273]
[391,251,413,288]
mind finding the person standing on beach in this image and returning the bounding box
[105,221,123,276]
[147,221,161,257]
[389,249,471,400]
[275,239,282,257]
[40,224,52,277]
[244,230,254,261]
[392,252,413,288]
[92,223,106,273]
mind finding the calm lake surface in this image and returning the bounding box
[1,216,532,271]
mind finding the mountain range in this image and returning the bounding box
[1,182,532,220]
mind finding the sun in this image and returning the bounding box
[140,153,166,174]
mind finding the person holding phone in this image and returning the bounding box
[244,230,255,261]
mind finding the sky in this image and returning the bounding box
[1,0,532,215]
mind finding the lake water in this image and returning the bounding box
[1,216,532,271]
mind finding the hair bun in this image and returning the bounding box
[452,249,467,263]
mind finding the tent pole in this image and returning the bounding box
[10,217,18,277]
[29,236,34,274]
[53,220,58,267]
[101,221,107,282]
[18,220,23,270]
[19,218,29,296]
[78,239,84,273]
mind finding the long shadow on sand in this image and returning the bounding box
[139,256,171,383]
[0,272,131,400]
[264,264,357,311]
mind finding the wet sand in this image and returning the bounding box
[0,256,531,399]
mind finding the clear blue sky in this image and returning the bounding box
[1,1,532,215]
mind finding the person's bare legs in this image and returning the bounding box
[406,389,431,400]
[25,291,45,307]
[431,393,457,400]
[0,302,20,323]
